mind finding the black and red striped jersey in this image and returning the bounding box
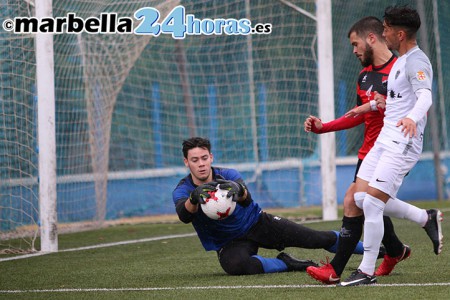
[316,54,397,159]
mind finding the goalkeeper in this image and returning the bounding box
[172,136,380,275]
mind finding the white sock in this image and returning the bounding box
[384,197,428,226]
[359,194,385,275]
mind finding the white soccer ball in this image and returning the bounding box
[201,186,236,220]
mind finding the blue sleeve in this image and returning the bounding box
[172,177,194,205]
[214,167,242,181]
[172,177,196,223]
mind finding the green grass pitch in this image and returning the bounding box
[1,201,449,300]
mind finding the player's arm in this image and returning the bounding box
[305,112,364,134]
[215,178,252,206]
[174,183,217,223]
[176,198,195,223]
[374,92,387,112]
[235,179,252,206]
[397,61,433,137]
[345,92,386,117]
[398,88,432,137]
[304,115,323,133]
[344,103,371,118]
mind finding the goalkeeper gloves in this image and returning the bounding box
[216,179,246,202]
[189,183,217,205]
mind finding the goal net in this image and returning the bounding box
[1,0,323,253]
[1,0,449,254]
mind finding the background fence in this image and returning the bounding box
[1,0,449,251]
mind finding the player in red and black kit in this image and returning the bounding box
[304,16,439,284]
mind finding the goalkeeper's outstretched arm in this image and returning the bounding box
[175,198,195,223]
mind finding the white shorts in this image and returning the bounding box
[357,142,419,198]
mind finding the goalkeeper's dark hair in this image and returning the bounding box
[347,16,384,40]
[383,5,420,39]
[182,137,211,158]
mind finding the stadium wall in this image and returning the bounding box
[59,154,450,220]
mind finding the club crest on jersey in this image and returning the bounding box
[416,71,426,81]
[395,70,400,79]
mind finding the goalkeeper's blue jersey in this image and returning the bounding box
[172,167,262,251]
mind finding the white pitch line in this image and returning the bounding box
[0,232,197,262]
[2,283,450,293]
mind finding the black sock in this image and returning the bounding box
[382,216,404,257]
[330,215,364,276]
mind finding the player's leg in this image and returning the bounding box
[328,182,364,276]
[384,196,443,255]
[375,197,443,275]
[245,212,355,272]
[217,238,265,275]
[341,148,416,286]
[351,187,406,263]
[357,186,389,275]
[380,216,407,258]
[375,216,411,276]
[246,210,368,267]
[354,188,402,262]
[218,221,317,275]
[356,191,408,263]
[249,211,344,251]
[384,197,428,224]
[351,195,429,277]
[355,160,440,276]
[306,182,365,284]
[338,146,386,286]
[338,180,387,286]
[355,146,408,275]
[307,160,375,284]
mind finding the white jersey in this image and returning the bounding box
[376,46,433,158]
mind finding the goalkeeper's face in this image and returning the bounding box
[184,147,214,185]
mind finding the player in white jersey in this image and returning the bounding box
[376,48,432,158]
[339,5,443,287]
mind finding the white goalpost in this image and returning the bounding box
[36,0,58,252]
[280,0,338,220]
[316,0,337,220]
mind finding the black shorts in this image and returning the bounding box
[243,211,335,250]
[353,159,363,183]
[217,212,336,275]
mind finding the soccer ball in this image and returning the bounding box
[201,186,236,220]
